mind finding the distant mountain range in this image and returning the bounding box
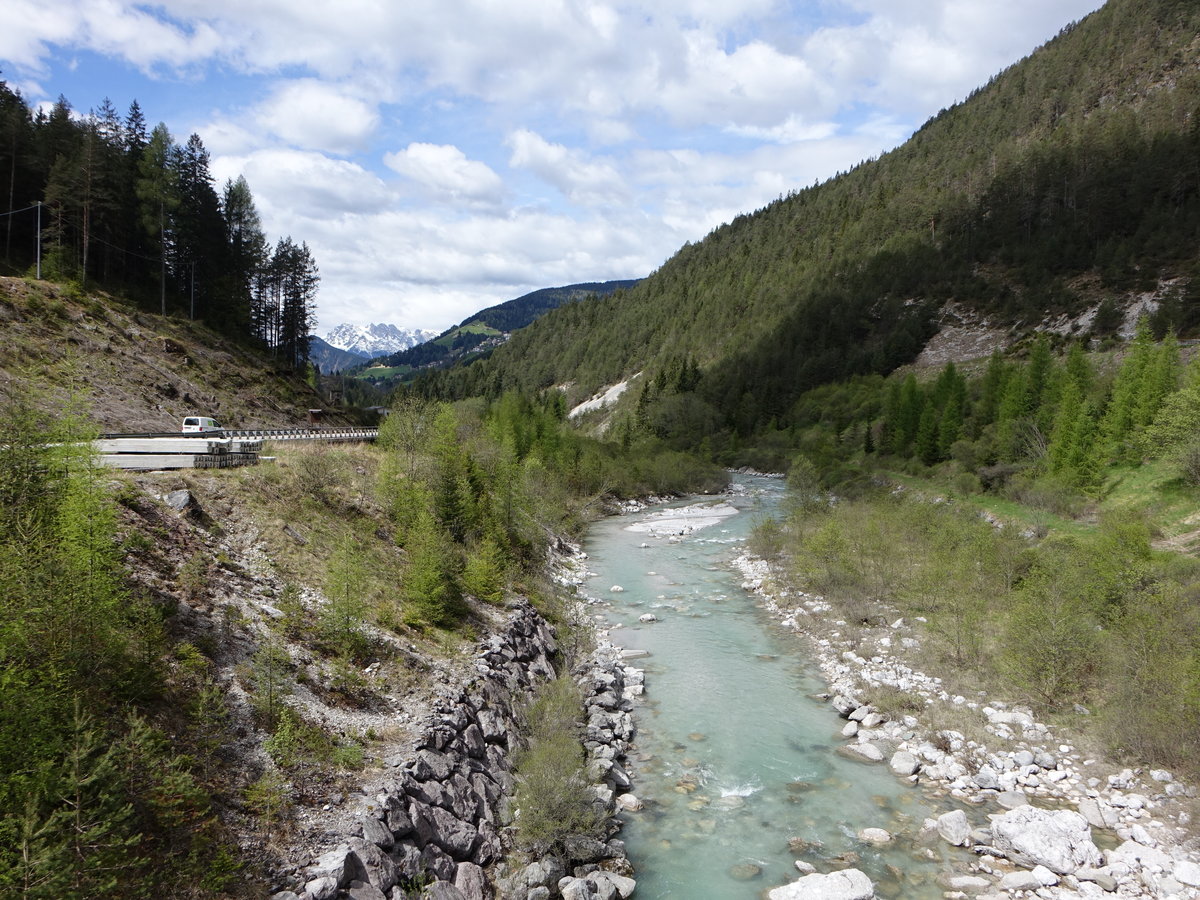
[358,280,640,388]
[310,323,438,373]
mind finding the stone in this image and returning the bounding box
[309,847,364,889]
[936,810,972,848]
[559,877,590,900]
[973,766,1001,791]
[361,814,395,850]
[991,806,1101,875]
[454,862,488,900]
[1176,860,1200,887]
[889,751,919,776]
[1076,868,1118,892]
[348,882,389,900]
[526,889,551,900]
[729,863,763,880]
[946,875,991,890]
[350,839,397,893]
[858,828,892,845]
[1106,839,1171,871]
[995,791,1028,810]
[614,793,643,811]
[767,868,875,900]
[564,834,610,863]
[165,489,192,510]
[270,893,300,900]
[421,884,467,900]
[840,743,883,763]
[999,870,1041,891]
[591,870,637,899]
[522,858,566,889]
[305,878,340,900]
[1077,798,1119,830]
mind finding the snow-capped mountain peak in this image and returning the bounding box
[323,323,437,358]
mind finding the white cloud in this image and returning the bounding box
[383,143,505,208]
[506,129,628,208]
[256,79,379,154]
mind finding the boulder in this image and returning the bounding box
[999,870,1042,891]
[454,862,489,900]
[840,743,884,763]
[1077,798,1119,830]
[1176,860,1200,887]
[767,868,875,900]
[421,884,467,900]
[347,881,388,900]
[590,870,636,899]
[995,791,1028,810]
[889,751,919,776]
[858,828,891,845]
[991,806,1101,875]
[936,810,971,848]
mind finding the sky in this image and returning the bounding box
[1,0,1105,334]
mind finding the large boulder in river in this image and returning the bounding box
[991,806,1102,875]
[768,868,874,899]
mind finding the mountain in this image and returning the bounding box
[425,0,1200,444]
[359,280,640,387]
[324,322,437,358]
[308,335,373,374]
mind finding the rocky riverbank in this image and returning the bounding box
[269,598,642,900]
[734,553,1200,899]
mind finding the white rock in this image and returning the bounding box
[999,870,1042,891]
[946,875,991,890]
[842,743,884,763]
[638,613,658,623]
[1174,860,1200,887]
[1031,865,1060,886]
[991,806,1101,875]
[610,585,624,592]
[937,809,972,847]
[858,827,892,845]
[768,868,874,900]
[889,750,920,776]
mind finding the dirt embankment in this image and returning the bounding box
[0,276,344,433]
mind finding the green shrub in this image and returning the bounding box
[512,677,604,855]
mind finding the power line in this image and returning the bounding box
[0,202,39,218]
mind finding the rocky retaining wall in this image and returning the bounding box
[271,601,640,900]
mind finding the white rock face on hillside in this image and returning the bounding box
[569,378,636,418]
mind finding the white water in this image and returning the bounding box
[582,476,972,898]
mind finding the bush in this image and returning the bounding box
[512,677,604,856]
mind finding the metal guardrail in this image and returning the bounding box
[99,427,379,441]
[94,427,379,470]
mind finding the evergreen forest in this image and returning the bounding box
[0,84,318,368]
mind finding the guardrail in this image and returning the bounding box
[95,427,379,470]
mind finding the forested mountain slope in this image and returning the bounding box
[362,279,639,388]
[426,0,1200,438]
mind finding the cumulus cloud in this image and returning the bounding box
[506,129,628,208]
[255,79,379,154]
[383,143,505,208]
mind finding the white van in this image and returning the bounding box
[181,416,224,433]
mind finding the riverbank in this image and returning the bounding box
[733,551,1200,898]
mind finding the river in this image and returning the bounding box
[581,474,969,898]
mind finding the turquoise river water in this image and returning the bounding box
[581,475,972,899]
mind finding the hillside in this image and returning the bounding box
[426,0,1200,441]
[0,276,346,433]
[359,279,639,389]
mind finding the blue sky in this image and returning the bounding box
[2,0,1104,333]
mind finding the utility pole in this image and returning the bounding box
[34,200,41,279]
